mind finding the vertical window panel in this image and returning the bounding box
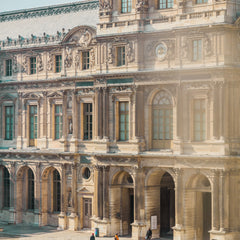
[5,106,14,140]
[194,99,206,141]
[55,105,63,140]
[55,55,62,73]
[5,59,12,76]
[30,57,36,74]
[3,167,10,208]
[53,169,61,212]
[119,102,129,141]
[193,39,202,61]
[82,51,90,70]
[84,103,93,140]
[29,106,37,141]
[159,0,173,9]
[117,46,125,66]
[27,168,34,210]
[121,0,132,13]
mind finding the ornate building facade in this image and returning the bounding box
[0,0,240,239]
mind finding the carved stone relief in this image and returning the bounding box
[126,41,135,63]
[204,35,213,57]
[136,0,149,13]
[64,47,73,68]
[69,29,92,47]
[99,0,112,11]
[107,42,113,64]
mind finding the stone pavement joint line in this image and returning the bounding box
[0,224,172,240]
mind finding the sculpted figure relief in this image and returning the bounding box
[70,29,92,47]
[127,42,135,63]
[136,0,149,12]
[64,47,73,68]
[204,36,213,57]
[37,54,44,72]
[99,0,112,10]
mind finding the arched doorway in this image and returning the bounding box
[110,171,134,236]
[16,166,35,224]
[185,174,211,240]
[0,166,10,209]
[42,167,61,227]
[145,170,175,239]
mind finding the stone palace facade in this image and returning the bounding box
[0,0,240,239]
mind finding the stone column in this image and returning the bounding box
[212,83,219,140]
[0,168,2,209]
[102,88,109,139]
[58,164,67,230]
[17,93,23,149]
[68,161,78,230]
[103,166,110,220]
[173,169,184,239]
[94,88,102,140]
[135,86,144,140]
[62,92,68,152]
[34,163,41,225]
[219,82,224,140]
[93,165,103,219]
[9,162,16,224]
[211,170,220,231]
[71,91,78,152]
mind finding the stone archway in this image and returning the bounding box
[16,166,35,224]
[185,173,211,240]
[41,167,61,227]
[145,169,175,239]
[110,170,134,236]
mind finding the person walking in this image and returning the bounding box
[145,228,152,240]
[114,233,119,240]
[90,233,95,240]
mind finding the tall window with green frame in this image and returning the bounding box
[55,105,63,139]
[152,91,173,149]
[53,169,61,212]
[29,106,37,145]
[119,102,129,141]
[30,57,36,74]
[3,167,10,208]
[82,51,90,70]
[196,0,207,4]
[192,39,202,61]
[5,106,14,140]
[83,103,92,140]
[193,99,206,141]
[55,55,62,73]
[27,168,34,210]
[121,0,132,13]
[5,59,12,76]
[117,46,125,66]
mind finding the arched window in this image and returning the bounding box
[27,168,34,210]
[3,167,10,208]
[53,169,61,212]
[152,90,173,149]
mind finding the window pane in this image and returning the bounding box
[5,106,14,140]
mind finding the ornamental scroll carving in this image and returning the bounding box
[99,0,112,11]
[127,41,135,63]
[136,0,149,13]
[107,42,113,64]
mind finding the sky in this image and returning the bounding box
[1,0,84,13]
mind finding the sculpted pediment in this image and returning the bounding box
[78,187,92,193]
[62,25,96,47]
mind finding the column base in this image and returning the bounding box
[58,212,67,230]
[172,225,184,240]
[68,212,78,231]
[34,210,42,226]
[131,222,146,240]
[9,208,16,224]
[91,218,111,236]
[209,230,239,240]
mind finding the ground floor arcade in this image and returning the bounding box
[0,154,239,240]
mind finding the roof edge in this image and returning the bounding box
[0,0,99,23]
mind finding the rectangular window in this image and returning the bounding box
[119,102,129,141]
[117,46,126,66]
[5,106,14,140]
[82,51,90,70]
[5,59,12,76]
[30,57,36,74]
[193,39,202,61]
[196,0,207,4]
[159,0,173,9]
[121,0,132,13]
[83,103,92,140]
[194,99,206,141]
[55,105,63,139]
[55,55,62,73]
[29,105,37,146]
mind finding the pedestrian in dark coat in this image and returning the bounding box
[145,228,152,240]
[90,233,95,240]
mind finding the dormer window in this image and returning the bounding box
[121,0,132,13]
[5,59,12,77]
[158,0,173,9]
[30,57,36,75]
[55,55,62,73]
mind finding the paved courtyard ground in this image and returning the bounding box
[0,224,172,240]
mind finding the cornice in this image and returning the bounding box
[0,0,99,23]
